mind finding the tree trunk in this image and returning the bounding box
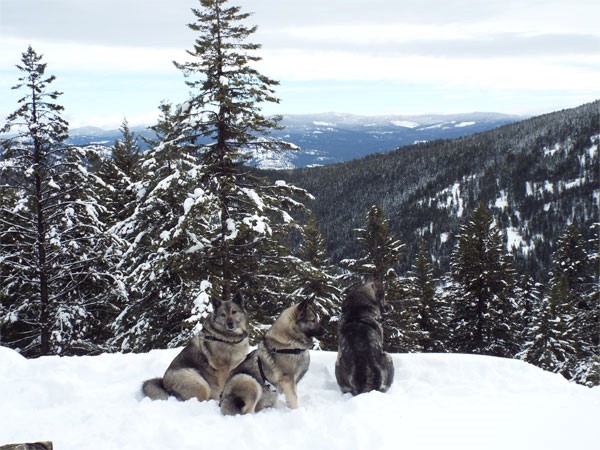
[34,144,50,356]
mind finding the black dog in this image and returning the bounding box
[335,281,394,395]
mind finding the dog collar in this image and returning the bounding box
[262,337,308,355]
[269,348,307,355]
[203,334,247,345]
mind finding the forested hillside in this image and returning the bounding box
[1,1,597,387]
[275,101,599,280]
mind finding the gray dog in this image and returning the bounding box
[335,281,394,395]
[220,297,324,415]
[142,293,250,402]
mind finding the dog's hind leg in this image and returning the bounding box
[163,368,211,401]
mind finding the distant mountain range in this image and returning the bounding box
[66,112,522,169]
[271,101,599,280]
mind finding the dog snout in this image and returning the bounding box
[309,324,326,337]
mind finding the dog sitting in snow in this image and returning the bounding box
[142,293,249,402]
[219,297,324,415]
[335,281,394,395]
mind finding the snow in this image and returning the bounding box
[242,187,265,211]
[224,218,238,241]
[506,226,526,254]
[438,182,464,217]
[494,190,508,209]
[391,120,419,128]
[47,177,60,190]
[243,214,271,235]
[1,347,598,450]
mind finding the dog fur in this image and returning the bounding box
[335,281,394,395]
[142,293,249,402]
[220,297,324,415]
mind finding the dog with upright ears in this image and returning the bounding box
[142,293,250,402]
[220,296,325,415]
[335,281,394,395]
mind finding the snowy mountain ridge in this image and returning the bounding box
[64,111,521,169]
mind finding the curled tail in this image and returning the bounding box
[142,377,170,400]
[220,374,262,415]
[220,395,250,416]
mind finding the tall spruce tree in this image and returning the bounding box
[547,224,598,383]
[449,202,519,357]
[110,102,214,351]
[97,118,141,226]
[576,223,599,386]
[173,0,308,305]
[407,243,450,352]
[291,212,342,350]
[0,46,124,356]
[341,204,405,285]
[519,293,576,374]
[110,0,313,349]
[341,204,409,350]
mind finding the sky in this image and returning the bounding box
[1,0,599,129]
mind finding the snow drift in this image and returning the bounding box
[1,346,598,450]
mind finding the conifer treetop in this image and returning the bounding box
[173,0,285,152]
[2,45,68,144]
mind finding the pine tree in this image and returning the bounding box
[0,46,124,356]
[547,224,598,383]
[341,204,405,285]
[407,243,450,352]
[449,202,519,357]
[519,293,576,374]
[96,118,141,226]
[341,204,409,350]
[291,212,342,350]
[514,275,544,354]
[172,0,308,304]
[112,119,141,181]
[576,223,600,386]
[110,103,213,351]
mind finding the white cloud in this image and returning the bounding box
[1,0,599,126]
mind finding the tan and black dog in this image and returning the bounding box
[142,293,249,402]
[220,297,324,415]
[335,281,394,395]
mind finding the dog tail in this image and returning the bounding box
[220,374,262,416]
[142,377,170,400]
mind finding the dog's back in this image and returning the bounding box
[335,281,394,395]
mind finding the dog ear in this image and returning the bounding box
[296,295,315,317]
[233,291,245,308]
[211,296,221,311]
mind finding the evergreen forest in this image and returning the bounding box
[1,0,598,387]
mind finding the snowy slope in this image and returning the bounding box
[1,347,598,450]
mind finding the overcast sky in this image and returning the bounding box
[1,0,599,128]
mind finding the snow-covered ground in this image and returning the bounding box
[1,346,598,450]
